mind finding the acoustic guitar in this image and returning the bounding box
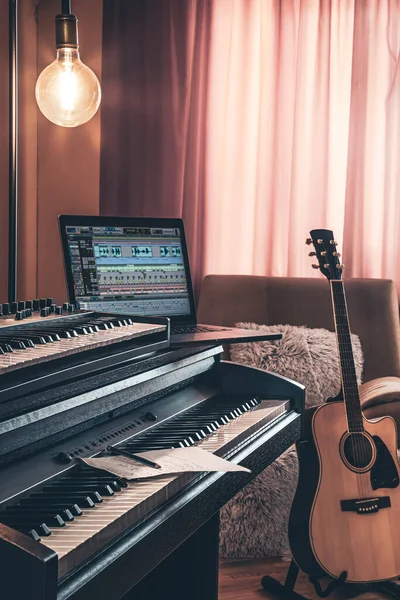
[288,229,400,583]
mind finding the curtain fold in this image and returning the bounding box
[343,0,400,286]
[100,0,212,292]
[204,0,355,278]
[100,0,400,293]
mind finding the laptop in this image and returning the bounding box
[59,215,281,347]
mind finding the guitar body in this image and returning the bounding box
[290,401,400,582]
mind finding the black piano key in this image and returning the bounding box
[0,335,35,348]
[9,328,53,343]
[1,513,66,528]
[21,334,47,345]
[18,528,41,541]
[137,434,194,447]
[106,319,123,327]
[96,318,115,329]
[36,326,78,338]
[0,338,28,350]
[84,322,100,332]
[73,476,123,491]
[73,326,91,335]
[1,343,15,353]
[77,479,122,492]
[186,411,236,422]
[14,329,57,342]
[164,418,218,432]
[124,442,176,451]
[17,337,36,348]
[154,424,208,436]
[44,489,104,503]
[28,331,61,342]
[4,506,74,522]
[18,500,83,516]
[75,472,127,489]
[49,482,115,497]
[86,320,108,330]
[29,493,98,507]
[9,522,51,537]
[189,410,233,421]
[151,428,204,441]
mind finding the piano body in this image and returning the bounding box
[0,309,304,600]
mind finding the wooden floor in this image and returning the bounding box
[219,558,387,600]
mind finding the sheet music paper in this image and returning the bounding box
[82,447,251,480]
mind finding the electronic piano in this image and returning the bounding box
[0,306,304,600]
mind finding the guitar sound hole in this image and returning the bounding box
[342,433,374,470]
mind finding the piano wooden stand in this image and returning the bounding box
[127,514,220,600]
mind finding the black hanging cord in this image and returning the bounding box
[61,0,71,15]
[8,0,18,303]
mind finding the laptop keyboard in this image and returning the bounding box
[171,324,226,334]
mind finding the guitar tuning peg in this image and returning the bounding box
[333,252,341,257]
[311,264,320,269]
[330,240,337,245]
[308,251,316,257]
[305,238,312,245]
[317,239,323,244]
[336,264,344,269]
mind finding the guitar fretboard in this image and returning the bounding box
[330,280,363,432]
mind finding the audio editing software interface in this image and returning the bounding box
[64,225,191,316]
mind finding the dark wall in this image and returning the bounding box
[0,0,103,304]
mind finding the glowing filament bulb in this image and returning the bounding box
[35,9,101,128]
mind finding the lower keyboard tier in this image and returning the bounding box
[59,408,301,600]
[0,403,301,600]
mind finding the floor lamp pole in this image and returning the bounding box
[8,0,18,303]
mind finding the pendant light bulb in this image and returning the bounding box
[35,7,101,128]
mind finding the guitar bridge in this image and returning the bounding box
[340,496,391,514]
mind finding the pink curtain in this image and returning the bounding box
[101,0,400,291]
[204,0,400,290]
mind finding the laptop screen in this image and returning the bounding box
[59,216,195,321]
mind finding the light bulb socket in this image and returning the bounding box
[55,13,78,49]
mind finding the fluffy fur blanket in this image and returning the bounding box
[219,323,363,557]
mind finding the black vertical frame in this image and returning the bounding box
[8,0,18,303]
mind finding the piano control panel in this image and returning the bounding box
[0,298,75,321]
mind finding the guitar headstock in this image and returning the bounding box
[306,229,342,281]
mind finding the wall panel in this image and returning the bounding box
[18,0,38,300]
[36,0,102,303]
[0,0,9,303]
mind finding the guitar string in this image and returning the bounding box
[336,282,368,491]
[331,280,360,495]
[336,283,367,497]
[333,282,366,497]
[332,280,369,498]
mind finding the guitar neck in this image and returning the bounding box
[330,280,363,432]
